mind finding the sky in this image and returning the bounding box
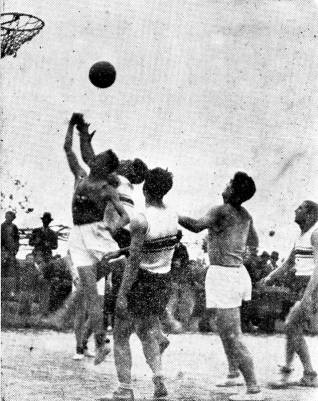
[1,0,318,259]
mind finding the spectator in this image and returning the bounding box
[270,251,279,270]
[257,251,274,281]
[1,211,20,295]
[165,231,193,331]
[29,212,58,315]
[29,212,58,264]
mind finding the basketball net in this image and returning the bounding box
[1,12,45,58]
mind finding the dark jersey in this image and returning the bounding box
[72,176,112,226]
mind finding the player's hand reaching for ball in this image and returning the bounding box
[76,118,96,142]
[69,112,84,127]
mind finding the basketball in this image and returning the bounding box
[88,61,116,88]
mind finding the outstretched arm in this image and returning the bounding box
[263,249,295,285]
[77,119,96,168]
[116,215,147,317]
[64,115,87,179]
[179,207,219,233]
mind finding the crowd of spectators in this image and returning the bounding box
[1,211,72,316]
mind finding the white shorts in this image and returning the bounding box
[205,265,252,309]
[68,222,119,269]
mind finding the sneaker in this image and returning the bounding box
[267,365,293,389]
[153,376,168,398]
[297,371,318,387]
[229,388,266,401]
[72,353,84,361]
[112,387,134,401]
[94,343,111,365]
[216,372,244,387]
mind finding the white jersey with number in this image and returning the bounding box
[294,222,318,276]
[139,205,179,274]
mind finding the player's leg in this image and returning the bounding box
[269,302,317,388]
[216,308,260,393]
[73,287,87,360]
[135,315,168,398]
[113,315,135,400]
[77,264,109,365]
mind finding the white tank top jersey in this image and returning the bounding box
[103,175,135,231]
[117,175,135,220]
[139,206,179,274]
[294,222,318,276]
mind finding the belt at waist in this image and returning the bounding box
[209,264,242,269]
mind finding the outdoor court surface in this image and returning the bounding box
[1,330,317,401]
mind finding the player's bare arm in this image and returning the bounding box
[101,184,130,230]
[300,229,318,308]
[246,218,259,249]
[116,214,147,317]
[77,118,96,168]
[264,249,295,285]
[179,206,220,233]
[64,114,87,180]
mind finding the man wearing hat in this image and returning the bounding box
[29,212,58,264]
[29,212,58,315]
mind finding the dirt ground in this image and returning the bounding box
[1,330,318,401]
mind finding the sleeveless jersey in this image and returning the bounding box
[294,222,318,276]
[103,175,135,231]
[140,206,179,274]
[72,177,107,226]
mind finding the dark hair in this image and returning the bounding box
[5,211,16,219]
[304,200,318,219]
[143,168,173,200]
[131,158,148,184]
[90,149,119,179]
[231,171,256,204]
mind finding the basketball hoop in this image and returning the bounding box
[1,12,45,58]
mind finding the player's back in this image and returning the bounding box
[72,176,111,226]
[207,204,251,267]
[140,205,179,274]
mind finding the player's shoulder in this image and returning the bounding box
[130,212,148,233]
[238,205,253,220]
[311,225,318,245]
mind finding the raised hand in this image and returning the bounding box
[69,113,84,126]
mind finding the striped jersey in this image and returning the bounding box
[294,222,318,276]
[140,205,179,274]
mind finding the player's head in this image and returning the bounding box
[5,211,16,223]
[143,167,173,201]
[222,172,256,206]
[41,212,53,227]
[118,158,148,184]
[90,149,119,179]
[176,229,183,241]
[295,200,318,226]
